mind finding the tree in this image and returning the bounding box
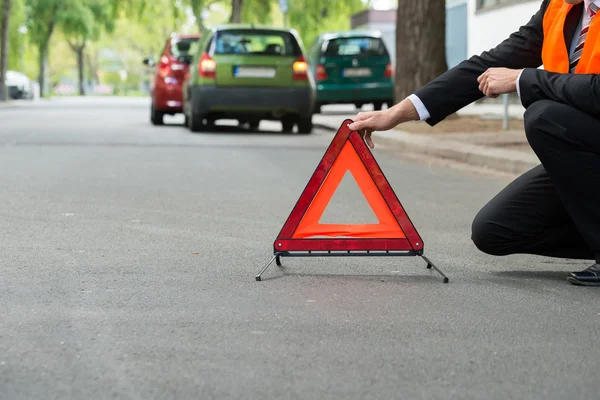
[61,0,113,95]
[229,0,243,23]
[394,0,447,102]
[0,0,11,101]
[288,0,366,51]
[242,0,272,25]
[25,0,63,97]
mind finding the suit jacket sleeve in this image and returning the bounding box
[519,69,600,115]
[413,0,550,126]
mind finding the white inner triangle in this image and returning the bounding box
[318,170,380,225]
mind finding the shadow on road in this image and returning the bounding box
[258,270,448,284]
[494,270,569,282]
[159,122,325,136]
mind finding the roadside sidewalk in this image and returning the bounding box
[313,103,537,176]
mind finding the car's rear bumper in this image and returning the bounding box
[316,81,394,104]
[153,82,184,112]
[190,85,315,118]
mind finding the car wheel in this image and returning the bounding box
[297,117,313,135]
[386,99,395,108]
[373,101,384,111]
[313,103,322,115]
[151,103,164,126]
[249,120,260,130]
[188,111,207,133]
[282,119,295,133]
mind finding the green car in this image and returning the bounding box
[183,25,316,133]
[308,31,395,112]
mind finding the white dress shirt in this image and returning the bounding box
[408,0,600,121]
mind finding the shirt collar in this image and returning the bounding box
[585,0,600,11]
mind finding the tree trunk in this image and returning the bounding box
[86,50,99,85]
[395,0,447,102]
[69,40,86,96]
[229,0,243,23]
[0,0,11,101]
[38,22,55,98]
[38,42,49,97]
[77,47,85,95]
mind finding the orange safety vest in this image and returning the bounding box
[543,0,600,73]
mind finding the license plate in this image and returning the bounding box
[343,68,372,78]
[233,66,276,78]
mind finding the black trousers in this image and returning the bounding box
[471,99,600,263]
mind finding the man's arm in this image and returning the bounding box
[519,70,600,115]
[414,0,550,126]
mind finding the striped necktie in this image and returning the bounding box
[570,3,600,72]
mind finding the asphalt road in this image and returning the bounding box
[1,97,598,400]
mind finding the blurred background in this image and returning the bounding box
[0,0,536,103]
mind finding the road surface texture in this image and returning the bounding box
[1,98,598,400]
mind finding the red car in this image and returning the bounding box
[144,34,201,125]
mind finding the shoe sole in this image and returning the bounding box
[567,277,600,286]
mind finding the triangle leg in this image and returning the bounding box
[421,255,449,283]
[256,255,279,282]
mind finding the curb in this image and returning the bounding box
[317,122,539,176]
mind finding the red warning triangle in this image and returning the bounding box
[274,119,424,253]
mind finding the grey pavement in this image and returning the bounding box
[1,97,598,400]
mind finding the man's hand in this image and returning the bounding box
[348,99,419,149]
[477,68,523,98]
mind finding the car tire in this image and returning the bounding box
[297,117,313,135]
[313,103,322,115]
[249,120,260,130]
[282,119,295,133]
[188,111,207,133]
[151,103,164,126]
[373,101,384,111]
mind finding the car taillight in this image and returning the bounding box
[384,61,393,78]
[199,52,216,79]
[158,56,170,78]
[293,56,308,80]
[316,64,328,81]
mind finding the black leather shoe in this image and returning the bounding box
[568,264,600,286]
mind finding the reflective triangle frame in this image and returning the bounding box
[255,119,448,283]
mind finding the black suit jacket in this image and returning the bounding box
[413,0,596,126]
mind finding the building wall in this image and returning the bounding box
[447,1,468,68]
[467,0,540,57]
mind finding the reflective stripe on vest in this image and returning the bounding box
[543,0,600,73]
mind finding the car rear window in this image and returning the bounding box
[170,38,199,58]
[214,30,301,56]
[323,37,389,58]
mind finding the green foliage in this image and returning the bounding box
[60,0,114,45]
[288,0,368,49]
[1,0,25,71]
[242,0,273,25]
[6,0,371,93]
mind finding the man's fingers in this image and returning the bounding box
[354,112,373,122]
[478,75,487,92]
[483,81,491,97]
[477,69,489,83]
[348,118,371,131]
[365,130,374,149]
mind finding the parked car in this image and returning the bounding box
[6,70,34,100]
[183,25,316,134]
[144,33,201,125]
[307,31,394,113]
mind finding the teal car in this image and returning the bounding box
[183,25,316,133]
[308,32,395,112]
